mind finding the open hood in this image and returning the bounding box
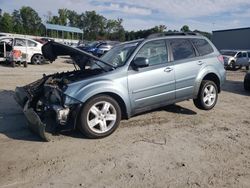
[42,41,114,70]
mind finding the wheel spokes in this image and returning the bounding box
[90,106,100,116]
[209,86,214,93]
[88,118,100,128]
[105,114,116,121]
[204,88,209,94]
[102,102,110,114]
[99,120,108,132]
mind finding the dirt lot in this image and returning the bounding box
[0,60,250,188]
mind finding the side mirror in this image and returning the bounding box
[133,57,149,68]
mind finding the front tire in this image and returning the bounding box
[78,95,121,138]
[193,80,218,110]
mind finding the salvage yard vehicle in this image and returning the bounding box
[244,71,250,91]
[221,50,250,70]
[0,36,45,65]
[77,41,119,57]
[15,32,226,141]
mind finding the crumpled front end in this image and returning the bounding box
[14,72,83,141]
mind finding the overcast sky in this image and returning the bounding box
[1,0,250,32]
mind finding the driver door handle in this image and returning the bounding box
[164,67,173,72]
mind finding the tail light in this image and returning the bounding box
[217,55,224,64]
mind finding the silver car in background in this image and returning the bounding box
[221,50,250,70]
[15,32,226,141]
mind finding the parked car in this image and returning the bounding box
[77,41,119,57]
[221,50,250,70]
[244,71,250,91]
[15,32,226,141]
[95,41,120,57]
[0,36,45,65]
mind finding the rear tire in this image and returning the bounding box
[246,66,249,70]
[31,54,44,64]
[78,95,121,138]
[193,80,218,110]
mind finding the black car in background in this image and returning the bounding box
[244,71,250,91]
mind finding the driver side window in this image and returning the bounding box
[134,40,168,66]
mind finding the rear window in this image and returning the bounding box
[191,39,214,56]
[27,40,37,47]
[170,39,196,61]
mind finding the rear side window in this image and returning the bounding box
[27,40,37,47]
[191,39,214,56]
[170,39,196,61]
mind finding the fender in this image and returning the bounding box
[193,65,223,98]
[64,79,132,117]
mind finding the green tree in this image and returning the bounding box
[180,25,190,32]
[80,11,107,40]
[67,10,80,27]
[12,10,24,34]
[58,9,68,25]
[0,12,13,32]
[19,6,42,35]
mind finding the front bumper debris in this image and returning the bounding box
[23,101,51,141]
[15,87,52,141]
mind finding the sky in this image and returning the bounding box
[1,0,250,32]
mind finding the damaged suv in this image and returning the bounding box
[15,33,226,141]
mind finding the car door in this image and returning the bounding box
[128,39,175,111]
[238,52,248,66]
[236,52,247,66]
[170,38,205,99]
[13,38,28,60]
[27,39,39,61]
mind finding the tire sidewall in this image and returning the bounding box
[199,81,218,110]
[79,95,121,138]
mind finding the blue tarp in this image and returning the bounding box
[43,23,83,34]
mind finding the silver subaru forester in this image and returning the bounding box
[15,32,226,141]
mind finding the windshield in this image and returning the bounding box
[221,51,237,56]
[100,41,140,68]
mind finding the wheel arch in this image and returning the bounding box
[202,73,221,93]
[194,69,222,98]
[90,92,129,119]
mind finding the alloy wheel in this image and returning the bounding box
[203,84,217,107]
[87,101,117,134]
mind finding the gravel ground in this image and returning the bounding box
[0,60,250,188]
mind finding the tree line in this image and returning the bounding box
[0,6,211,41]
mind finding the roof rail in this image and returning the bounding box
[146,32,200,39]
